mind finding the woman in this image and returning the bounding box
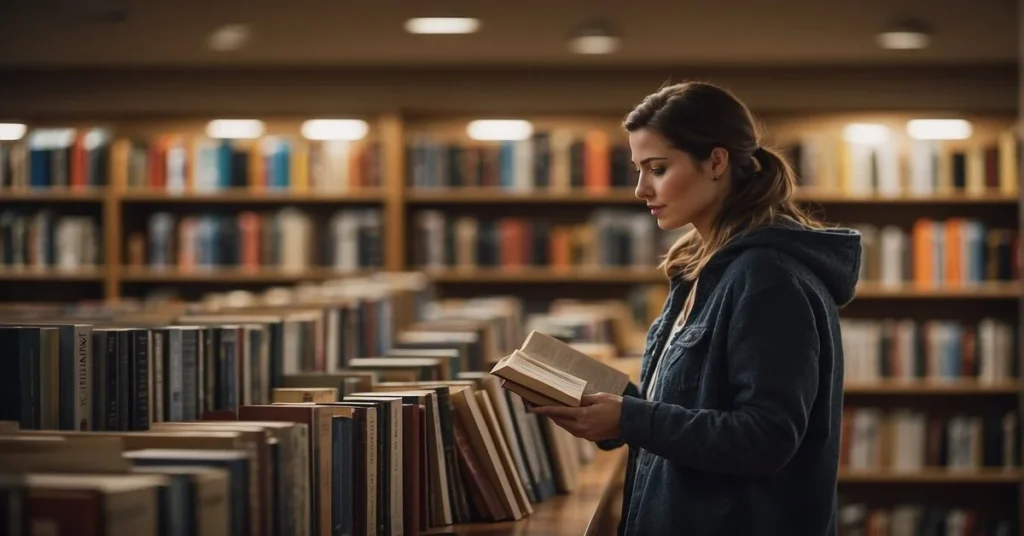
[530,81,862,535]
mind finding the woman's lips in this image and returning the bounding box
[648,204,665,216]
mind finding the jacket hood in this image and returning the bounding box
[707,217,863,306]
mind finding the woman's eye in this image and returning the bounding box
[650,167,665,176]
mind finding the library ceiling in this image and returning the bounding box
[0,0,1017,67]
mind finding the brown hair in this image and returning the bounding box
[622,81,825,280]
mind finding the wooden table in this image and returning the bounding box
[424,447,628,536]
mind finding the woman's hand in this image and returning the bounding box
[528,393,623,442]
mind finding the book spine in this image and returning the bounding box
[74,325,91,431]
[116,330,130,431]
[168,330,184,421]
[182,329,198,420]
[57,326,74,430]
[152,330,164,422]
[130,329,149,431]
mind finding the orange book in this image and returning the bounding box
[944,218,962,287]
[550,226,571,269]
[238,212,261,270]
[911,218,933,287]
[177,217,197,271]
[584,130,610,192]
[249,140,266,191]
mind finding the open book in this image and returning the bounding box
[490,331,631,407]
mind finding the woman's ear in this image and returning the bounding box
[709,147,730,180]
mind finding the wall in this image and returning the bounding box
[0,64,1017,120]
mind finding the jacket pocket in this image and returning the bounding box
[661,323,709,395]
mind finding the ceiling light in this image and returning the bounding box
[467,120,533,141]
[301,119,369,141]
[907,119,972,140]
[876,20,931,50]
[28,128,76,148]
[0,123,27,141]
[569,20,621,55]
[208,23,251,51]
[570,35,620,55]
[206,119,265,139]
[843,123,891,145]
[404,17,479,35]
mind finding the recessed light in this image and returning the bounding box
[876,20,931,50]
[467,120,533,141]
[404,17,480,35]
[0,123,27,141]
[301,119,369,141]
[568,20,621,55]
[569,35,620,55]
[206,119,265,139]
[907,119,972,140]
[842,123,891,145]
[208,23,251,52]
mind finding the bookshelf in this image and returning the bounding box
[1,108,1021,532]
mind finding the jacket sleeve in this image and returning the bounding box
[595,381,641,450]
[616,276,821,477]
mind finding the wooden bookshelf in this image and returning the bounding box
[843,380,1022,396]
[0,108,1020,534]
[422,448,627,535]
[0,189,106,202]
[404,188,1020,206]
[406,188,641,204]
[838,469,1023,485]
[119,188,386,203]
[119,266,370,283]
[0,267,106,281]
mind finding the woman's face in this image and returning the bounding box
[630,127,729,235]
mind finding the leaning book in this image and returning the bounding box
[490,331,631,407]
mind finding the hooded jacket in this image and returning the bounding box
[602,217,862,536]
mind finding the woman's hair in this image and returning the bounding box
[622,81,825,280]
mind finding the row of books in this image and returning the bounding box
[0,209,102,270]
[0,131,385,193]
[0,272,639,535]
[854,219,1020,287]
[784,128,1020,197]
[840,407,1019,472]
[136,209,383,272]
[840,317,1019,384]
[407,130,632,192]
[837,501,1017,536]
[0,132,110,190]
[4,123,1021,198]
[114,136,384,193]
[411,210,675,270]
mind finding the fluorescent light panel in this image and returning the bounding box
[0,123,27,141]
[206,119,265,139]
[906,119,972,140]
[876,31,930,50]
[843,123,891,145]
[569,35,620,55]
[405,17,479,34]
[467,119,533,141]
[301,119,368,140]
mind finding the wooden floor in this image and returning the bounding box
[424,447,628,535]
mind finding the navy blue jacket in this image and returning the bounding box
[601,218,862,536]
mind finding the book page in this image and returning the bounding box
[518,331,630,396]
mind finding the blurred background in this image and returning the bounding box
[0,1,1021,534]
